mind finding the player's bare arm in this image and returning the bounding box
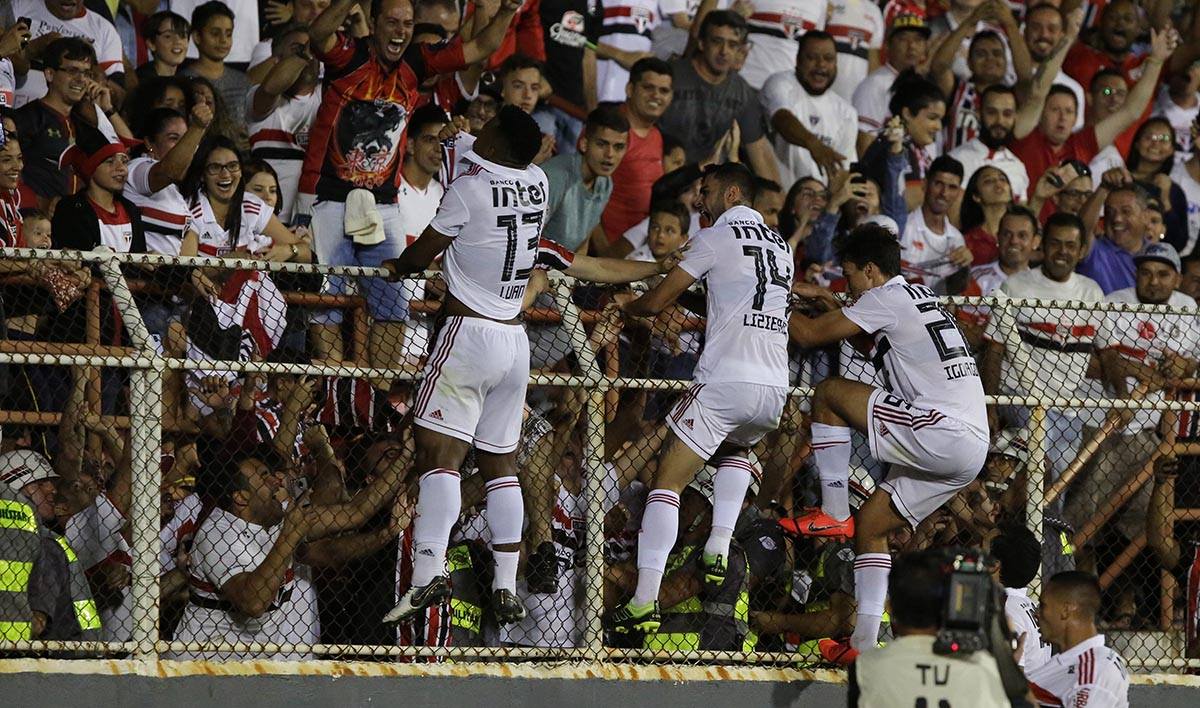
[620,266,697,317]
[563,250,676,284]
[309,0,360,54]
[381,226,453,279]
[461,0,527,65]
[788,282,864,348]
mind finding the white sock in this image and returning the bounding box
[704,456,756,559]
[410,468,462,587]
[851,553,892,651]
[492,551,520,593]
[811,423,852,521]
[632,489,680,606]
[485,476,524,592]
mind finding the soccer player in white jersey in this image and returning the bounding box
[1028,572,1130,707]
[602,162,793,633]
[990,522,1052,672]
[786,223,990,651]
[378,106,679,625]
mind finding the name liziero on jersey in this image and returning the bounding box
[731,217,790,333]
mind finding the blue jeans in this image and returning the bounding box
[312,199,410,324]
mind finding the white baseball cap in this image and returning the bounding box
[0,449,58,492]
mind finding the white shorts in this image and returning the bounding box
[867,389,989,528]
[666,382,788,460]
[413,316,529,454]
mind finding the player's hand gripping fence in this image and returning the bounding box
[0,247,1196,672]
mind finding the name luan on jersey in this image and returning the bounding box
[430,154,574,321]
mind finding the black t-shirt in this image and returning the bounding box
[14,101,76,201]
[539,0,604,109]
[657,57,766,162]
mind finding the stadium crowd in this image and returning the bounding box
[0,0,1197,686]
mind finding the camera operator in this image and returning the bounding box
[990,523,1052,672]
[848,549,1013,708]
[1026,572,1130,708]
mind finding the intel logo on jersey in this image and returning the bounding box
[491,183,546,207]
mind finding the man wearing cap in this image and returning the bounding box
[852,13,930,154]
[0,449,102,641]
[1067,242,1199,539]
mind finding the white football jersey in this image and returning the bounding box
[1027,634,1129,708]
[64,494,132,642]
[246,88,321,223]
[842,275,989,438]
[1084,288,1200,433]
[125,156,192,256]
[12,0,124,107]
[679,205,792,387]
[1005,587,1051,672]
[190,192,275,257]
[430,151,573,321]
[741,0,828,89]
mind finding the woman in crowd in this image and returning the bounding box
[187,76,246,149]
[182,137,309,359]
[862,72,947,212]
[959,165,1015,265]
[1126,117,1189,250]
[1171,120,1200,257]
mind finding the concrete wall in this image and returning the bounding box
[1,663,1197,708]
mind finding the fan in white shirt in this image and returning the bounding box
[948,85,1031,201]
[1028,572,1129,708]
[899,157,971,292]
[740,0,827,89]
[761,31,858,185]
[12,0,124,107]
[245,27,322,224]
[852,16,931,144]
[124,104,213,256]
[825,0,884,103]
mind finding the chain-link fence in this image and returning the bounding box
[0,248,1197,672]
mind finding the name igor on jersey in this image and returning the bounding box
[429,151,574,321]
[679,205,792,388]
[842,275,989,438]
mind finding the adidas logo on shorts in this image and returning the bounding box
[683,418,694,429]
[878,422,890,437]
[429,409,444,420]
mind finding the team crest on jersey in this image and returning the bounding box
[629,6,654,34]
[781,12,809,40]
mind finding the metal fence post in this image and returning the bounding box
[1027,405,1047,599]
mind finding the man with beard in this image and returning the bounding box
[1024,3,1086,132]
[598,57,673,254]
[949,85,1030,201]
[1063,0,1152,93]
[899,156,971,292]
[1066,242,1199,542]
[761,31,858,186]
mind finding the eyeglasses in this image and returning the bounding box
[52,66,91,78]
[205,161,241,176]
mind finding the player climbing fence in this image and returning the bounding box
[0,247,1197,672]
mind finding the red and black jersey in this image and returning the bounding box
[13,100,79,202]
[0,188,22,247]
[301,33,467,203]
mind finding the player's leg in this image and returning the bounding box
[384,317,483,623]
[383,426,472,623]
[471,323,533,623]
[849,488,910,651]
[786,377,876,536]
[628,430,707,607]
[702,443,756,585]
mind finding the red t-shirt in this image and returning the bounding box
[1063,42,1147,98]
[1011,126,1100,198]
[963,226,998,266]
[302,33,466,202]
[600,121,663,243]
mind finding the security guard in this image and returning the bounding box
[0,450,101,641]
[0,454,42,641]
[643,543,753,652]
